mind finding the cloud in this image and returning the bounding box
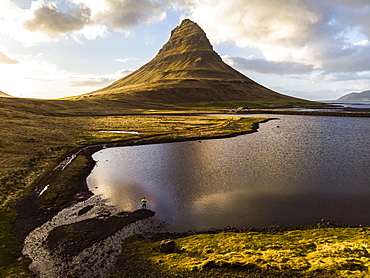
[308,70,370,85]
[0,0,170,45]
[320,44,370,73]
[182,0,370,75]
[0,0,49,46]
[0,51,19,64]
[24,0,91,36]
[69,76,113,87]
[69,69,133,87]
[114,69,135,77]
[115,57,140,63]
[223,56,314,75]
[98,0,169,30]
[183,0,322,62]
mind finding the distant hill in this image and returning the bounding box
[0,90,11,97]
[82,19,315,107]
[337,90,370,101]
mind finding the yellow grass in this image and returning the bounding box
[113,228,370,277]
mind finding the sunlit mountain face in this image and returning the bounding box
[83,19,313,106]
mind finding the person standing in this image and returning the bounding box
[141,197,147,209]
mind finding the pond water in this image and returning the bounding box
[87,115,370,231]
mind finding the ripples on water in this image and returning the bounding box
[87,115,370,231]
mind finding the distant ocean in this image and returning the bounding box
[324,101,370,109]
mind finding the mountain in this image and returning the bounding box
[337,90,370,101]
[84,19,314,106]
[0,90,11,97]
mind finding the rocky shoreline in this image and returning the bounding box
[22,195,166,277]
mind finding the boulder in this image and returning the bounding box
[159,239,176,254]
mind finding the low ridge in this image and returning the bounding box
[337,90,370,101]
[84,19,313,106]
[0,90,11,97]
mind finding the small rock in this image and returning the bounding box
[78,205,94,216]
[159,239,176,254]
[74,191,93,201]
[97,211,111,218]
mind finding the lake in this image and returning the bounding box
[87,115,370,231]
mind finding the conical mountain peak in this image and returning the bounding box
[157,19,215,57]
[86,20,311,106]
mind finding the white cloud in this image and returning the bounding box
[222,55,314,75]
[23,0,91,36]
[0,0,170,46]
[353,40,369,46]
[69,69,133,87]
[181,0,370,75]
[97,0,169,30]
[183,0,322,64]
[0,0,53,46]
[115,57,140,63]
[69,76,114,87]
[144,35,156,45]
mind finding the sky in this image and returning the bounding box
[1,0,370,100]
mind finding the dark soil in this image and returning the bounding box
[47,209,155,258]
[14,151,95,242]
[14,193,56,241]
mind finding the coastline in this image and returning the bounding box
[16,117,271,241]
[14,112,370,277]
[235,105,370,117]
[14,116,272,276]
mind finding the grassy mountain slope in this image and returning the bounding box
[81,19,316,107]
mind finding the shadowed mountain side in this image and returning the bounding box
[82,19,314,106]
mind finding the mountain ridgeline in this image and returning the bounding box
[85,19,313,106]
[337,90,370,101]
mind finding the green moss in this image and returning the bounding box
[112,228,370,277]
[0,209,34,277]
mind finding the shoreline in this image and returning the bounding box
[16,110,370,242]
[17,116,276,277]
[235,106,370,117]
[15,112,369,277]
[16,117,272,244]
